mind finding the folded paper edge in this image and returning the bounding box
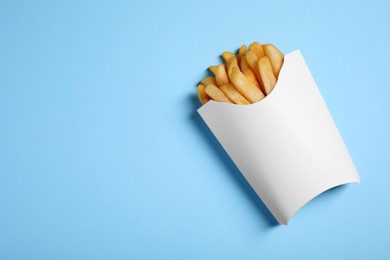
[281,178,361,225]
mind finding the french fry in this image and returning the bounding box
[240,56,261,89]
[242,68,262,90]
[240,56,251,71]
[228,56,262,92]
[245,50,261,78]
[197,84,210,104]
[222,52,235,63]
[263,44,284,78]
[220,83,250,105]
[201,76,217,86]
[258,56,277,94]
[249,41,265,58]
[226,56,239,82]
[209,64,229,87]
[238,44,247,57]
[245,50,265,94]
[226,56,238,68]
[230,67,265,103]
[237,45,247,65]
[204,84,232,103]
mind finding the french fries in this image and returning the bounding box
[197,41,284,105]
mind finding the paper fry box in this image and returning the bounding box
[197,50,360,225]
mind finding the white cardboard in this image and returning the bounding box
[198,50,360,225]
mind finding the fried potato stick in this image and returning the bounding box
[226,56,239,82]
[258,56,277,94]
[197,84,210,104]
[204,84,232,103]
[209,64,229,87]
[220,83,250,105]
[238,44,247,57]
[245,50,265,94]
[263,44,284,78]
[250,41,265,58]
[222,52,235,63]
[239,56,262,90]
[201,76,217,86]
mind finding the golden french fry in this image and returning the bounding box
[263,44,284,78]
[220,83,250,105]
[197,84,210,104]
[258,56,276,95]
[230,67,264,103]
[240,56,251,71]
[226,56,239,82]
[245,50,260,78]
[242,69,261,90]
[201,76,217,86]
[222,52,235,63]
[236,45,248,66]
[245,50,265,93]
[226,56,238,68]
[209,64,229,87]
[238,44,247,57]
[240,56,263,91]
[204,84,232,103]
[196,41,283,105]
[239,55,257,80]
[250,41,265,58]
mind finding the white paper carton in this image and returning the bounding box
[197,50,360,225]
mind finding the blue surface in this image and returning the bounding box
[1,0,389,259]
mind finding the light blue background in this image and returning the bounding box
[1,0,389,259]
